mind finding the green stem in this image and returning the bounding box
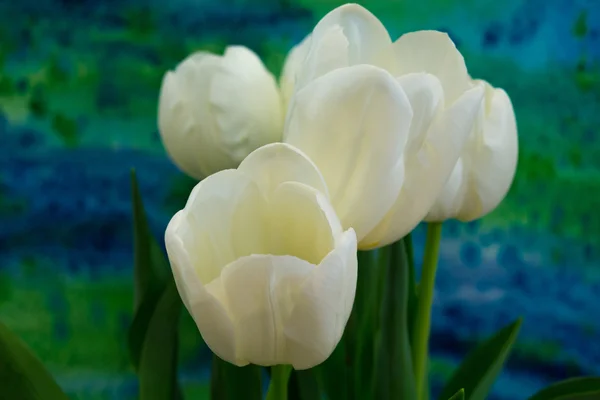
[412,222,443,400]
[266,365,292,400]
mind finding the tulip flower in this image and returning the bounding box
[164,142,358,369]
[284,3,484,249]
[425,80,518,222]
[158,46,283,180]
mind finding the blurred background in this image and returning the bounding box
[0,0,599,399]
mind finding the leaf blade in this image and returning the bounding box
[210,355,262,400]
[373,240,417,400]
[448,389,465,400]
[0,321,69,400]
[139,282,182,400]
[289,368,320,400]
[528,377,600,400]
[438,318,522,400]
[128,169,172,370]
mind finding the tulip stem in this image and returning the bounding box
[265,365,292,400]
[412,222,443,400]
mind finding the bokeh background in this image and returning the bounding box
[0,0,599,399]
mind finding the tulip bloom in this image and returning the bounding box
[158,46,283,180]
[164,143,357,369]
[426,80,518,222]
[284,4,484,249]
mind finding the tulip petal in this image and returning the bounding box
[268,181,342,265]
[280,35,312,112]
[392,30,471,104]
[425,158,468,221]
[165,214,239,365]
[238,142,330,200]
[284,229,358,370]
[296,4,393,90]
[210,46,284,163]
[361,84,484,248]
[398,73,444,155]
[179,169,267,283]
[285,64,411,243]
[219,254,315,366]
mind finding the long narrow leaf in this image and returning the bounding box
[139,282,182,400]
[210,355,262,400]
[0,321,69,400]
[353,250,380,398]
[528,377,600,400]
[128,170,172,370]
[316,338,349,400]
[405,233,418,348]
[288,368,320,400]
[130,169,167,307]
[448,389,465,400]
[438,318,522,400]
[373,239,417,400]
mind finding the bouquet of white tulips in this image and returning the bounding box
[1,3,598,400]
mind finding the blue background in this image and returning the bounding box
[0,0,599,399]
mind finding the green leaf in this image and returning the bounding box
[316,338,349,400]
[128,169,172,370]
[373,240,417,400]
[210,355,262,400]
[210,354,226,400]
[130,169,168,308]
[352,250,380,398]
[448,389,465,400]
[528,377,600,400]
[288,368,320,400]
[0,321,69,400]
[438,318,523,400]
[404,233,419,356]
[139,282,182,400]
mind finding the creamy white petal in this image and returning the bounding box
[218,254,315,366]
[238,142,329,199]
[295,4,393,90]
[361,84,484,248]
[392,30,471,104]
[181,169,267,282]
[284,229,357,369]
[285,64,411,243]
[210,46,284,163]
[158,53,231,179]
[424,158,468,221]
[280,35,312,113]
[267,181,342,264]
[398,73,445,155]
[165,214,239,365]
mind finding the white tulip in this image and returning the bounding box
[164,142,358,369]
[158,46,283,180]
[284,4,484,249]
[425,80,518,222]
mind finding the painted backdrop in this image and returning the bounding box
[0,0,599,399]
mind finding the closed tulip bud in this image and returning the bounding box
[158,46,283,180]
[165,142,357,369]
[284,4,484,249]
[425,80,518,222]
